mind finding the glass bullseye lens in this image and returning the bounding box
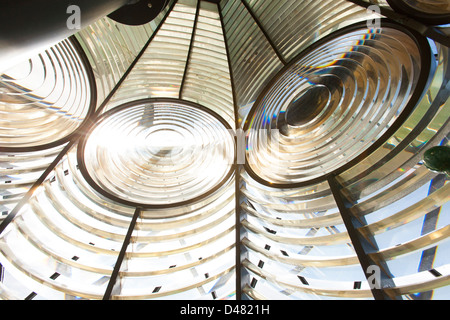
[245,25,425,186]
[80,100,235,207]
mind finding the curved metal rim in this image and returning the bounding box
[76,97,236,209]
[386,0,450,25]
[0,36,98,153]
[242,19,432,189]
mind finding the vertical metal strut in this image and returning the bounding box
[218,1,243,300]
[240,0,287,65]
[328,175,401,300]
[103,207,142,300]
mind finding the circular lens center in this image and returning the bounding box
[285,85,330,126]
[146,129,185,155]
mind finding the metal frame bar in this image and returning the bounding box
[179,0,201,100]
[414,171,447,299]
[218,0,243,300]
[328,175,400,300]
[103,207,142,300]
[386,0,450,25]
[239,0,287,65]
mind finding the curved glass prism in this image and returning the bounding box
[0,38,95,151]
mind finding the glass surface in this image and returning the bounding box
[75,3,172,108]
[1,144,131,299]
[112,213,236,299]
[0,194,119,299]
[0,39,92,149]
[246,25,423,185]
[221,0,382,128]
[0,142,237,299]
[240,172,371,299]
[338,42,450,299]
[0,0,448,301]
[220,0,285,127]
[104,0,196,112]
[245,0,381,61]
[82,101,235,207]
[0,145,65,220]
[181,0,235,128]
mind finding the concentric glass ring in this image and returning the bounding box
[78,99,235,208]
[0,37,96,151]
[244,22,429,187]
